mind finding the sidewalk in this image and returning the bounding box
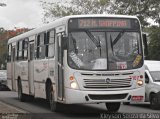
[0,101,26,113]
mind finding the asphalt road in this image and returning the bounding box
[0,91,159,119]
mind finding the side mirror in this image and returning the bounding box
[62,36,68,50]
[142,33,148,59]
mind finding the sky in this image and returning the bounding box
[0,0,158,30]
[0,0,45,30]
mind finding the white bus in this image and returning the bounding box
[7,15,145,112]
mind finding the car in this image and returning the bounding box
[0,70,7,85]
[0,70,10,91]
[144,60,160,109]
[123,60,160,110]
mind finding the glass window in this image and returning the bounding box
[19,41,22,51]
[23,39,28,49]
[40,33,44,45]
[18,51,22,60]
[46,30,55,58]
[30,44,34,60]
[48,44,54,57]
[49,30,55,44]
[37,33,45,59]
[68,31,107,70]
[150,71,160,82]
[108,32,141,70]
[17,40,23,60]
[22,39,28,60]
[7,45,12,62]
[68,31,142,70]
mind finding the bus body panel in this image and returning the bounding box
[15,61,29,94]
[63,51,145,103]
[7,62,12,90]
[34,59,49,98]
[64,87,145,104]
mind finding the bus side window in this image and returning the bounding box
[17,40,23,60]
[22,39,28,60]
[46,30,55,58]
[37,33,46,59]
[16,42,19,60]
[7,44,12,62]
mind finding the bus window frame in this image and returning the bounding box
[36,32,46,59]
[46,29,55,58]
[7,44,12,62]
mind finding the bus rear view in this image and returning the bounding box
[64,16,145,112]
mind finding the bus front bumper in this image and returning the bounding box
[64,87,145,104]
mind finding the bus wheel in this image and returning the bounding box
[150,94,160,110]
[49,86,60,112]
[17,80,26,102]
[105,102,121,113]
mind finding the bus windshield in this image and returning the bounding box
[68,30,142,70]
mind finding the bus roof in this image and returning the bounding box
[8,14,138,44]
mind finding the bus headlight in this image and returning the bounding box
[137,80,143,86]
[70,82,77,89]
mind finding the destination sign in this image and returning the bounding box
[78,19,131,28]
[68,18,140,30]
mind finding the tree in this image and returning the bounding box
[41,0,110,23]
[0,2,6,7]
[41,0,160,27]
[0,40,7,69]
[147,26,160,60]
[109,0,160,28]
[0,27,31,69]
[41,0,160,60]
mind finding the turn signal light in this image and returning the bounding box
[69,76,74,80]
[140,75,143,79]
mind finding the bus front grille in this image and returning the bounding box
[88,93,128,100]
[83,78,132,89]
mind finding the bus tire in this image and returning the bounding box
[150,94,160,110]
[105,102,121,113]
[17,80,26,102]
[49,85,60,112]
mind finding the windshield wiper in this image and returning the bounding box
[110,35,114,54]
[70,34,78,54]
[85,30,101,48]
[112,30,125,46]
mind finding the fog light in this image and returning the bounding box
[70,82,77,89]
[137,80,143,86]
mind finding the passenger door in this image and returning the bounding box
[54,26,65,101]
[57,33,64,100]
[28,37,35,95]
[11,46,16,91]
